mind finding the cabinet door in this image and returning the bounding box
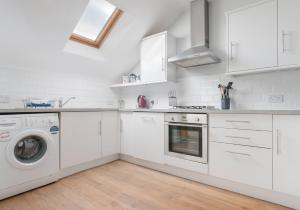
[278,0,300,66]
[101,111,120,157]
[133,113,165,164]
[60,112,102,169]
[120,112,135,156]
[141,33,166,83]
[209,142,272,189]
[227,0,277,72]
[273,115,300,197]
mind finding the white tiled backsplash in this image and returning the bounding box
[0,66,119,109]
[120,67,300,110]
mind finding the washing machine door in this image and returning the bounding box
[6,129,55,170]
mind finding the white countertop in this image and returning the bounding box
[0,108,118,114]
[0,108,300,115]
[119,108,300,115]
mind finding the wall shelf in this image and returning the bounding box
[110,80,171,88]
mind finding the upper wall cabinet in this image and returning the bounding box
[227,0,277,73]
[278,0,300,67]
[141,31,176,83]
[227,0,300,75]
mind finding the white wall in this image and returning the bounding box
[0,66,119,109]
[0,0,193,109]
[120,0,300,110]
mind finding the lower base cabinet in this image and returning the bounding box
[60,112,102,169]
[120,112,165,164]
[209,142,272,189]
[120,112,135,156]
[60,111,120,169]
[101,111,120,157]
[273,115,300,197]
[132,113,165,164]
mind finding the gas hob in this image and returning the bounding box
[173,106,216,110]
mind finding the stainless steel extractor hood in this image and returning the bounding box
[168,0,221,68]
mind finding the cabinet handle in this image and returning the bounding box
[120,119,123,133]
[226,151,251,157]
[230,42,237,61]
[277,129,281,155]
[282,30,288,53]
[226,120,251,124]
[99,120,102,136]
[225,136,251,140]
[141,116,154,122]
[162,57,165,71]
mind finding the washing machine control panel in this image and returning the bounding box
[0,118,21,142]
[25,115,59,128]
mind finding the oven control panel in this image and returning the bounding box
[165,113,207,124]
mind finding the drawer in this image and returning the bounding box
[210,128,272,148]
[209,114,272,131]
[209,142,272,189]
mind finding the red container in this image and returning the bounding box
[137,95,147,108]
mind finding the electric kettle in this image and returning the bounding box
[137,95,147,108]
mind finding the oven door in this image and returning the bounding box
[164,122,207,163]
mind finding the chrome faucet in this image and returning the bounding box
[58,97,76,108]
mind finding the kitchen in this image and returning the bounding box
[0,0,300,209]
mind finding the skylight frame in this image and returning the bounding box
[70,6,123,49]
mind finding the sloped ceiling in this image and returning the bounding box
[0,0,191,83]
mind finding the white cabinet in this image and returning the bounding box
[120,112,135,156]
[209,142,272,189]
[227,0,277,73]
[273,115,300,197]
[60,112,102,169]
[132,113,165,164]
[101,111,120,157]
[278,0,300,67]
[141,31,176,83]
[210,128,272,149]
[210,114,272,131]
[209,114,273,189]
[120,112,165,164]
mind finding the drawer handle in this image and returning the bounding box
[226,120,251,124]
[225,136,251,140]
[141,117,154,121]
[226,151,251,157]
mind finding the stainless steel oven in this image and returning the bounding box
[164,113,208,163]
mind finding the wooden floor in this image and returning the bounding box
[0,161,291,210]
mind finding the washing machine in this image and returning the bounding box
[0,113,60,200]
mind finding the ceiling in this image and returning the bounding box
[0,0,191,83]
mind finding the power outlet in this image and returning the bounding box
[0,95,10,103]
[269,94,284,103]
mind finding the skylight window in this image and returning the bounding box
[70,0,122,48]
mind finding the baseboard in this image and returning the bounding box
[2,154,299,209]
[58,154,120,179]
[120,154,300,209]
[0,175,58,200]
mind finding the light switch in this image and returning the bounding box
[269,94,284,103]
[0,95,10,103]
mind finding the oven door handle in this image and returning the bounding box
[165,123,207,128]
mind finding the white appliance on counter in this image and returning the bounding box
[164,113,208,163]
[0,113,59,200]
